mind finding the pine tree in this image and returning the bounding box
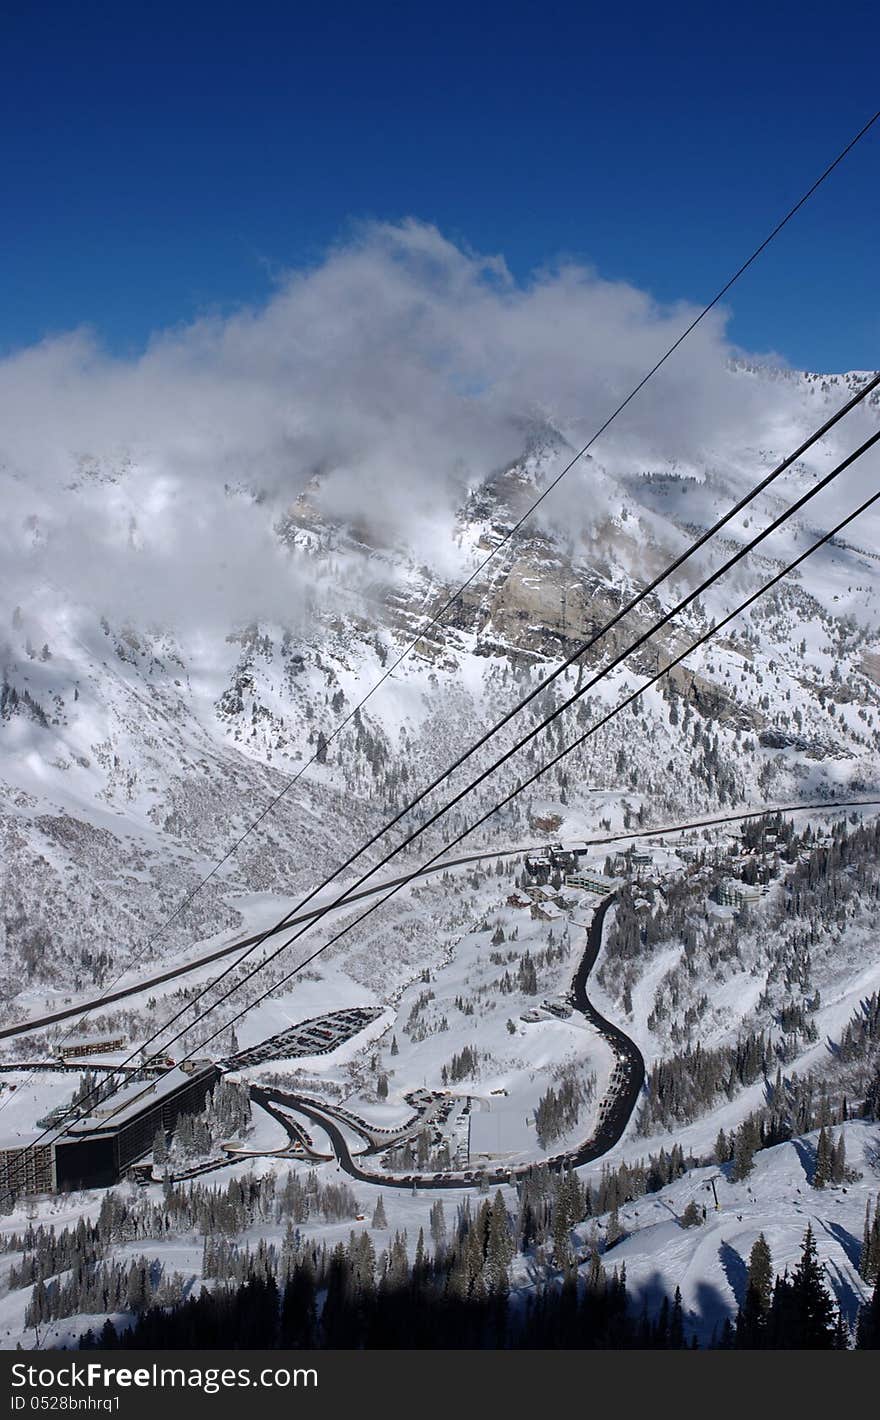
[669,1286,685,1347]
[654,1294,669,1348]
[486,1192,514,1292]
[813,1127,832,1189]
[731,1120,756,1181]
[371,1195,387,1229]
[860,1199,876,1281]
[736,1233,773,1347]
[777,1225,837,1348]
[679,1199,702,1229]
[605,1206,622,1248]
[830,1131,846,1185]
[553,1201,572,1268]
[856,1271,880,1349]
[859,1197,880,1287]
[748,1232,773,1314]
[413,1228,426,1282]
[429,1199,446,1255]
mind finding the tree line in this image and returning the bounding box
[71,1209,880,1350]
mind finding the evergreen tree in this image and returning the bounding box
[413,1228,427,1283]
[371,1196,387,1230]
[429,1199,446,1255]
[736,1233,772,1347]
[654,1294,669,1348]
[669,1286,685,1347]
[830,1131,846,1186]
[856,1272,880,1349]
[486,1192,514,1292]
[748,1232,773,1314]
[859,1198,879,1283]
[605,1206,622,1248]
[730,1119,757,1182]
[552,1201,571,1269]
[770,1226,837,1348]
[280,1255,316,1347]
[813,1127,832,1189]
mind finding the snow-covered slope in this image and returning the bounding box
[1,364,879,1025]
[576,1119,880,1344]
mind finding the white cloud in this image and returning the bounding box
[1,218,872,637]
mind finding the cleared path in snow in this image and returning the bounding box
[259,893,643,1188]
[2,796,877,1041]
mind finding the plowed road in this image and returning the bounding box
[2,797,876,1041]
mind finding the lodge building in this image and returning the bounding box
[0,1062,220,1197]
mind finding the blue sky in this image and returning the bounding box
[3,0,878,370]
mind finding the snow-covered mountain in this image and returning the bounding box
[1,363,879,1021]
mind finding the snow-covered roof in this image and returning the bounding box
[566,869,622,891]
[65,1064,216,1134]
[468,1107,531,1158]
[0,1072,86,1150]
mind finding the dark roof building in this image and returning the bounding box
[0,1064,221,1198]
[55,1063,220,1190]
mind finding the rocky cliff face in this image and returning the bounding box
[1,369,879,1011]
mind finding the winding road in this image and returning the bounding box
[3,796,876,1043]
[258,892,645,1189]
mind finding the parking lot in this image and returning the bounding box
[221,1006,381,1070]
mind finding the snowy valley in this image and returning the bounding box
[1,357,880,1349]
